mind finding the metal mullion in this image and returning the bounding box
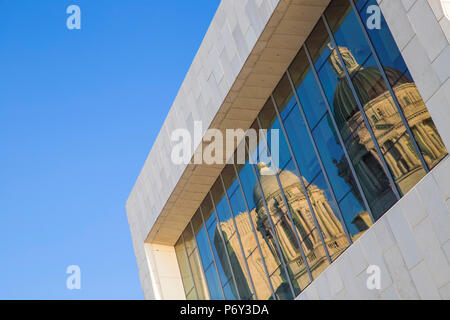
[208,191,241,300]
[304,42,376,225]
[189,221,211,299]
[181,233,200,300]
[232,162,293,299]
[199,206,226,300]
[255,116,314,282]
[349,0,429,173]
[322,13,401,200]
[270,93,334,263]
[219,174,260,300]
[284,72,354,245]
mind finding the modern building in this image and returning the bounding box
[126,0,450,300]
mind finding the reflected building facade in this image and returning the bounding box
[168,0,449,300]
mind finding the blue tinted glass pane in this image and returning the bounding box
[297,71,328,128]
[339,189,372,240]
[312,116,352,200]
[228,182,247,216]
[326,3,372,71]
[215,197,234,232]
[238,162,259,210]
[356,0,447,170]
[281,105,321,183]
[306,20,333,71]
[266,118,291,171]
[195,226,213,271]
[223,281,239,300]
[206,217,228,284]
[317,54,341,111]
[355,0,369,11]
[357,0,409,81]
[204,264,224,300]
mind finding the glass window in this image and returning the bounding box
[210,178,254,300]
[186,287,198,300]
[289,48,328,129]
[339,188,372,241]
[175,237,195,298]
[236,144,300,297]
[204,264,223,300]
[173,0,448,300]
[312,116,352,200]
[306,19,333,72]
[182,224,196,256]
[201,196,240,299]
[325,2,427,196]
[309,16,397,219]
[223,281,238,300]
[189,247,210,300]
[191,210,224,300]
[258,98,339,286]
[245,248,274,300]
[192,210,214,268]
[305,172,351,258]
[355,0,447,170]
[222,164,276,300]
[354,0,409,83]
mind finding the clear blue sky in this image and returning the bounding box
[0,0,219,299]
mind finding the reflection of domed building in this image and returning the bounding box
[253,163,350,281]
[209,48,447,299]
[329,47,446,216]
[214,162,357,299]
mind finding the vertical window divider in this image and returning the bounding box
[255,116,314,283]
[321,13,401,200]
[208,191,241,300]
[232,161,296,299]
[303,42,376,225]
[219,174,261,300]
[181,233,200,299]
[189,221,211,299]
[199,206,226,300]
[349,0,430,173]
[270,93,334,263]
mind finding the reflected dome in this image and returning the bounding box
[333,66,410,131]
[253,162,308,205]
